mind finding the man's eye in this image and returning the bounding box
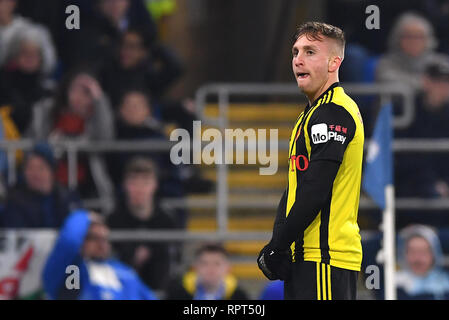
[306,50,314,55]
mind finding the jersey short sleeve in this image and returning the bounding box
[306,103,356,163]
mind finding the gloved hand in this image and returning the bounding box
[257,242,292,281]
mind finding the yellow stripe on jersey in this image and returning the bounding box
[316,263,332,300]
[327,264,332,300]
[316,262,321,300]
[321,263,327,300]
[286,113,304,261]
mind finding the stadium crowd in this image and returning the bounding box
[0,0,216,300]
[334,1,449,300]
[0,0,448,300]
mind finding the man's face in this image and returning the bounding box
[194,252,230,289]
[399,24,428,58]
[82,223,111,261]
[120,32,147,69]
[0,0,16,22]
[24,155,53,194]
[124,172,158,209]
[119,92,151,126]
[405,236,434,276]
[292,34,335,96]
[17,41,42,73]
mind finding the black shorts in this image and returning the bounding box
[284,261,358,300]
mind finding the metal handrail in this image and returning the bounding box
[195,82,415,128]
[0,229,383,243]
[2,138,449,207]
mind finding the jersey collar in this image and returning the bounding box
[307,81,340,110]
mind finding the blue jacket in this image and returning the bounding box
[2,185,80,228]
[42,209,157,300]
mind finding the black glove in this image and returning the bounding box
[257,242,292,281]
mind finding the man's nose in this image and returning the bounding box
[293,55,304,66]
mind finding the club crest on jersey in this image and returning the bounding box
[311,123,347,145]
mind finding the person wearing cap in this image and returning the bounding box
[1,143,81,228]
[396,224,449,299]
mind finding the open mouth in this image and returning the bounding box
[296,72,310,79]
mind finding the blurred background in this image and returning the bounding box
[0,0,449,300]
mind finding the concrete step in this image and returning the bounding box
[187,216,274,231]
[202,169,287,189]
[204,103,305,122]
[231,260,265,280]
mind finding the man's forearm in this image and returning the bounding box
[271,190,287,243]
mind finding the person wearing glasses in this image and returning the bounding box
[42,209,157,300]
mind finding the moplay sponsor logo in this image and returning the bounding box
[311,123,329,144]
[311,123,347,145]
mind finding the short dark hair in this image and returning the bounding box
[124,157,158,180]
[195,243,229,259]
[293,21,345,57]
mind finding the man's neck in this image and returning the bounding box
[201,281,222,295]
[130,201,154,220]
[306,76,339,106]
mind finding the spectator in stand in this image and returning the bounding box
[107,157,178,290]
[376,12,448,92]
[30,68,115,200]
[166,243,249,300]
[395,59,449,200]
[101,26,183,105]
[0,28,54,134]
[99,27,195,140]
[396,224,449,300]
[116,89,166,142]
[108,88,201,227]
[1,143,81,228]
[31,68,114,142]
[108,89,174,184]
[42,209,158,299]
[0,0,56,74]
[59,0,157,70]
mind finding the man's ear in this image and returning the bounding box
[328,55,343,73]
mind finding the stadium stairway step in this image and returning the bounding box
[184,193,282,213]
[204,103,305,122]
[225,240,266,256]
[187,215,274,231]
[202,168,287,189]
[198,124,294,140]
[231,260,265,280]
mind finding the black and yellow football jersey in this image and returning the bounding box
[284,82,364,271]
